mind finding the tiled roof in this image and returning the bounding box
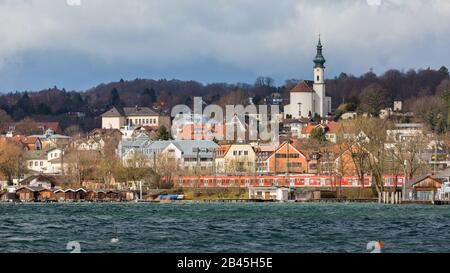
[301,124,320,134]
[102,106,159,117]
[216,145,231,158]
[123,107,159,116]
[101,107,125,117]
[290,80,315,93]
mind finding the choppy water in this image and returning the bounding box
[1,202,450,253]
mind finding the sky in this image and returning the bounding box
[0,0,449,92]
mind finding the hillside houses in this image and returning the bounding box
[116,133,218,172]
[25,148,65,174]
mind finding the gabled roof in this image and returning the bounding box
[216,145,231,158]
[19,174,59,186]
[290,80,315,93]
[301,123,321,134]
[267,140,307,161]
[101,106,125,117]
[407,174,443,187]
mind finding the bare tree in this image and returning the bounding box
[0,140,25,185]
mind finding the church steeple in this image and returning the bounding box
[313,36,326,68]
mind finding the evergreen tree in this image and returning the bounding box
[310,127,327,142]
[439,66,449,76]
[360,84,386,117]
[110,88,122,107]
[156,125,170,140]
[142,88,157,105]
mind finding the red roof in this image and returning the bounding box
[301,124,319,134]
[215,145,231,158]
[301,122,343,134]
[290,80,314,93]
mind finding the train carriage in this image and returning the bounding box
[165,174,405,189]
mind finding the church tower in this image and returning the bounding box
[313,36,326,117]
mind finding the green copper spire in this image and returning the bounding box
[313,36,326,68]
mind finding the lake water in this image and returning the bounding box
[1,202,449,253]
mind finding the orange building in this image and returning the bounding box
[266,141,309,174]
[326,143,374,177]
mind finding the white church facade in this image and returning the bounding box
[284,38,332,119]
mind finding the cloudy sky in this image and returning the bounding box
[0,0,449,92]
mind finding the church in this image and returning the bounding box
[284,38,332,119]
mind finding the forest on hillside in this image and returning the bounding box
[0,66,449,134]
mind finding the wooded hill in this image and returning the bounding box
[0,66,449,133]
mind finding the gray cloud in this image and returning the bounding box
[0,0,449,91]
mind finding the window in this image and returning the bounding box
[29,162,33,167]
[35,162,38,166]
[233,151,237,156]
[317,75,320,81]
[244,151,248,156]
[150,119,153,124]
[40,162,44,166]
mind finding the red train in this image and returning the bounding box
[165,174,405,188]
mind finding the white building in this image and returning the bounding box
[116,134,219,172]
[26,148,65,174]
[284,38,332,119]
[101,106,171,130]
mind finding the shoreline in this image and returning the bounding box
[0,198,442,205]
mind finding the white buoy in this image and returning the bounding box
[111,238,119,243]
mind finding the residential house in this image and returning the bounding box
[299,122,342,143]
[19,174,59,189]
[31,129,71,149]
[1,122,60,135]
[282,118,310,138]
[117,134,219,173]
[0,135,42,150]
[25,148,65,174]
[386,123,424,143]
[255,144,277,174]
[265,140,309,174]
[88,128,123,141]
[70,138,104,151]
[215,144,256,174]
